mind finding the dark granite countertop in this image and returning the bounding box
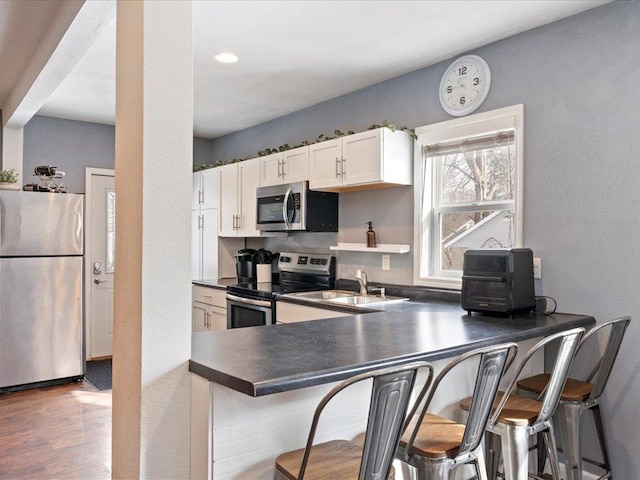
[192,278,237,289]
[190,302,595,397]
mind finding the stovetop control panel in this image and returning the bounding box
[278,252,333,274]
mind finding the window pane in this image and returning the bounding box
[438,209,514,272]
[106,189,116,274]
[441,144,515,205]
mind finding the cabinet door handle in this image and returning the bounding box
[342,158,346,177]
[204,311,210,328]
[199,190,204,205]
[198,214,203,229]
[335,157,340,178]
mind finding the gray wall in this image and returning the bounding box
[214,2,640,476]
[24,116,115,193]
[23,115,212,193]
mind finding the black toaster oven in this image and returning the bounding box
[461,248,535,315]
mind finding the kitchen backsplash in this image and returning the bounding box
[250,186,414,285]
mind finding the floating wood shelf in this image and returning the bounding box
[329,243,410,254]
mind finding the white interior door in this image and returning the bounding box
[86,169,115,359]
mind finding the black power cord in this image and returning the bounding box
[534,295,558,315]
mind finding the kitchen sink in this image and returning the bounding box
[284,289,409,307]
[326,294,409,306]
[286,290,356,300]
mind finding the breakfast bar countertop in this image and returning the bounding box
[190,302,595,397]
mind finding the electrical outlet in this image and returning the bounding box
[533,257,542,279]
[382,255,390,271]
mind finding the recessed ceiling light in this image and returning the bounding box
[213,52,239,64]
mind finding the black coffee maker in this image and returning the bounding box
[235,248,257,283]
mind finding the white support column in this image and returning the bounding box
[2,128,24,185]
[112,1,193,478]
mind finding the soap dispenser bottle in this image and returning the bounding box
[366,221,377,248]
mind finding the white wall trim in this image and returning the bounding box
[1,127,24,185]
[412,104,524,288]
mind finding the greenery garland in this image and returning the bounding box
[0,169,19,183]
[193,121,416,172]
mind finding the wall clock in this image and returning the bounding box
[439,55,491,117]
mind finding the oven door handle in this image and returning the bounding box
[282,187,293,229]
[226,293,273,308]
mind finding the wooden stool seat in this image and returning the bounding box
[517,373,593,402]
[275,439,394,480]
[274,362,428,480]
[459,391,542,427]
[397,343,518,480]
[399,413,465,459]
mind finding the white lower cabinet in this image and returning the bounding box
[276,301,349,323]
[192,285,227,332]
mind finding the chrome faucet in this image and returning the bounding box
[355,269,368,295]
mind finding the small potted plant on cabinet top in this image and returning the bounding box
[0,169,20,190]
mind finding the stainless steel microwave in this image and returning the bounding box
[255,181,338,232]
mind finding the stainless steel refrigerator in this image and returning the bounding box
[0,191,84,390]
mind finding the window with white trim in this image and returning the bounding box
[413,105,524,289]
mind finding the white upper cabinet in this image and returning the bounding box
[260,152,284,187]
[219,158,261,237]
[192,172,203,210]
[260,146,310,187]
[193,169,220,210]
[219,163,239,236]
[309,128,413,192]
[192,169,220,281]
[282,146,310,184]
[308,139,341,190]
[200,168,220,209]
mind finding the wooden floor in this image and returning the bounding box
[0,381,111,479]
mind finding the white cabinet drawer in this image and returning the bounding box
[192,285,226,307]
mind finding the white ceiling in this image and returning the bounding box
[3,1,608,139]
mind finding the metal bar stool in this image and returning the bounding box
[396,342,519,480]
[517,316,630,480]
[459,327,585,480]
[275,361,433,480]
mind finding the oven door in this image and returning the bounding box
[256,183,305,231]
[226,293,274,328]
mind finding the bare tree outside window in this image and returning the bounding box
[431,136,516,272]
[414,105,523,287]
